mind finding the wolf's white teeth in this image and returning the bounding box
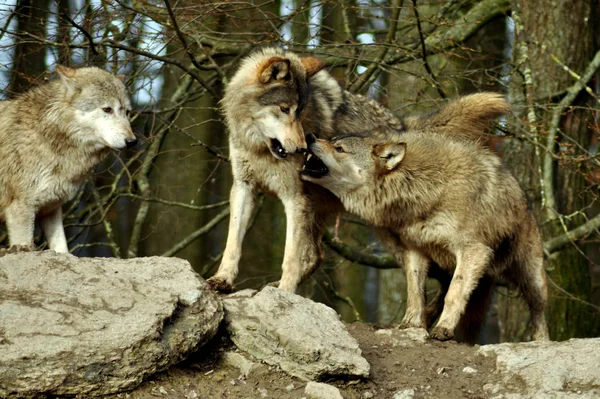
[302,164,306,170]
[307,154,313,161]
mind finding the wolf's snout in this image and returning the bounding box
[125,138,138,149]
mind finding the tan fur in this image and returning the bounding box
[0,65,135,253]
[403,93,510,141]
[302,120,549,342]
[209,48,403,293]
[210,47,516,298]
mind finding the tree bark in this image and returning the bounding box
[10,0,49,95]
[504,0,600,340]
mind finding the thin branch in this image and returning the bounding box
[512,8,555,221]
[543,49,600,220]
[322,280,363,322]
[0,6,16,43]
[162,0,218,97]
[160,207,230,257]
[385,0,510,65]
[349,0,403,93]
[547,276,600,312]
[411,0,446,99]
[120,194,228,211]
[58,3,99,55]
[322,229,399,269]
[543,213,600,256]
[128,74,195,257]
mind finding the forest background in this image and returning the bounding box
[0,0,598,343]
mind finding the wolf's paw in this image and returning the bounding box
[398,314,426,330]
[398,321,426,330]
[0,245,35,257]
[430,326,455,341]
[206,276,234,293]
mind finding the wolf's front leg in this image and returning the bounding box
[430,243,492,341]
[40,207,69,253]
[208,180,256,292]
[278,197,321,293]
[399,249,430,329]
[4,202,36,252]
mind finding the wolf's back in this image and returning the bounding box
[404,93,510,140]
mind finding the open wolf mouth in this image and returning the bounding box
[270,139,287,158]
[302,152,329,178]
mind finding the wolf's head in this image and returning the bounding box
[223,49,325,159]
[56,65,136,150]
[301,131,406,197]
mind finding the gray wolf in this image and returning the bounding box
[209,46,510,294]
[300,111,549,341]
[209,48,404,292]
[0,65,136,253]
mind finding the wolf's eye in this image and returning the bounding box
[280,106,290,114]
[102,107,113,114]
[335,146,345,153]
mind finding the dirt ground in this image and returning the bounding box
[107,323,513,399]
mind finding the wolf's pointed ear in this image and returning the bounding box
[373,142,406,172]
[258,57,291,84]
[300,57,325,77]
[56,64,77,78]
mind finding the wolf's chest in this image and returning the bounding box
[32,166,86,208]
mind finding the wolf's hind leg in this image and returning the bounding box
[208,180,256,292]
[40,207,69,253]
[519,255,549,341]
[4,202,35,251]
[431,243,492,341]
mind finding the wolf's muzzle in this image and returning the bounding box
[302,145,329,178]
[125,138,138,149]
[270,139,287,158]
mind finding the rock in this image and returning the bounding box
[0,251,223,398]
[375,327,429,347]
[223,286,370,381]
[462,366,478,374]
[393,388,415,399]
[479,338,600,398]
[305,382,344,399]
[221,351,257,378]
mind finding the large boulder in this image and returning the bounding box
[222,287,370,381]
[479,338,600,398]
[0,251,223,398]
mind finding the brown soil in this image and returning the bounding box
[105,323,507,399]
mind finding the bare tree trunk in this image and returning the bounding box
[504,0,600,340]
[10,0,49,95]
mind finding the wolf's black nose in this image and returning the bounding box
[306,133,316,145]
[125,138,138,149]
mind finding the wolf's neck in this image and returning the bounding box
[342,172,427,228]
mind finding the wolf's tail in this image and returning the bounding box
[403,92,510,140]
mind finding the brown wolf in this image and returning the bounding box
[301,119,549,341]
[0,65,136,253]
